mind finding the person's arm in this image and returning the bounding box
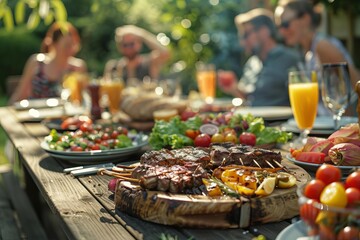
[103,59,119,80]
[316,39,360,89]
[117,25,171,78]
[8,55,38,104]
[217,70,247,99]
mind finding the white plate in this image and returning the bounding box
[235,106,293,121]
[286,155,357,176]
[13,98,63,110]
[275,221,310,240]
[41,134,148,165]
[16,105,86,122]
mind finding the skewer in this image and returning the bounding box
[265,160,276,169]
[112,166,134,173]
[272,160,300,181]
[98,168,140,183]
[115,164,136,169]
[252,159,262,169]
[239,158,244,165]
[220,165,281,172]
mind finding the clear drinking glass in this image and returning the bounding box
[321,62,351,130]
[288,70,319,147]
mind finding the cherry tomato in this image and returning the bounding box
[345,170,360,191]
[110,130,119,139]
[239,132,256,146]
[80,122,93,132]
[345,187,360,207]
[320,182,347,208]
[211,133,225,143]
[224,132,237,143]
[194,134,211,147]
[71,145,83,152]
[299,199,319,227]
[337,226,360,240]
[91,144,101,151]
[185,129,200,140]
[315,164,342,185]
[101,133,110,140]
[296,152,326,164]
[117,126,128,136]
[304,179,326,201]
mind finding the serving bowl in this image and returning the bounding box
[297,184,360,240]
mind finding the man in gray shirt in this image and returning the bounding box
[218,8,300,106]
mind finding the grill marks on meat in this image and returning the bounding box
[140,147,211,168]
[134,143,282,193]
[209,143,282,168]
[220,144,282,168]
[132,164,208,193]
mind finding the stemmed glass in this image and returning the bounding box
[321,62,351,130]
[288,70,319,148]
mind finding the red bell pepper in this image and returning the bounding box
[295,152,326,164]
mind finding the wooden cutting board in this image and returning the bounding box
[114,160,311,228]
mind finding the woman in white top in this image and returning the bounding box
[274,0,360,115]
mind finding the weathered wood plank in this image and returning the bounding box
[0,107,136,240]
[0,177,22,240]
[1,168,47,240]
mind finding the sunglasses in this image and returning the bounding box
[278,13,304,29]
[121,42,135,48]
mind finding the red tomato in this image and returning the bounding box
[110,130,119,139]
[91,144,101,151]
[117,126,128,136]
[101,133,110,140]
[185,129,200,140]
[345,187,360,207]
[299,199,319,227]
[304,179,326,201]
[239,132,256,146]
[315,164,342,185]
[345,171,360,191]
[295,152,326,164]
[71,145,83,152]
[194,134,211,147]
[79,122,93,132]
[337,226,360,240]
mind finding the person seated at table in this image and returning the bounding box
[217,8,301,107]
[9,21,87,104]
[103,25,171,85]
[274,0,360,115]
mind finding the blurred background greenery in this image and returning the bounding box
[1,0,359,98]
[0,0,359,164]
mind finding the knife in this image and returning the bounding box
[63,163,114,174]
[70,163,115,177]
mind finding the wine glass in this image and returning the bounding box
[321,62,351,130]
[288,70,319,148]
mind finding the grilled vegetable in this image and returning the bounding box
[328,143,360,166]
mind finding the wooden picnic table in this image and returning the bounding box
[0,106,298,240]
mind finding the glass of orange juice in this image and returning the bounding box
[63,72,89,105]
[196,62,216,103]
[289,70,318,147]
[100,78,125,114]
